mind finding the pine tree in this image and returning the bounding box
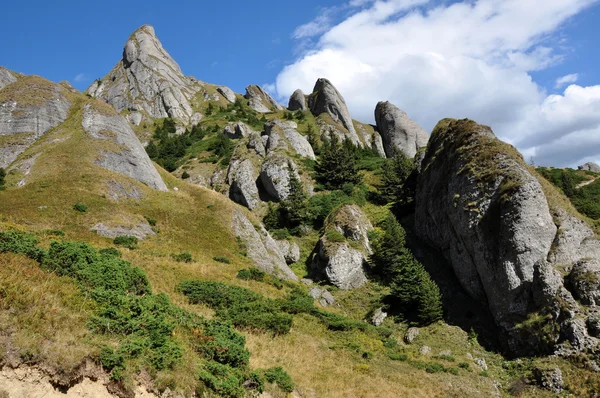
[561,171,577,198]
[280,164,309,228]
[379,151,414,205]
[0,167,5,187]
[417,273,444,324]
[315,134,361,189]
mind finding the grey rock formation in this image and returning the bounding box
[264,120,316,160]
[356,123,386,157]
[475,358,488,371]
[567,259,600,306]
[547,209,600,266]
[533,367,563,393]
[244,85,283,113]
[308,78,361,146]
[371,308,388,326]
[259,153,300,201]
[0,67,17,90]
[92,221,155,240]
[578,162,600,173]
[223,121,254,139]
[419,346,431,355]
[415,119,556,330]
[81,103,168,191]
[288,89,307,111]
[0,76,71,168]
[276,239,301,264]
[247,132,266,157]
[106,180,143,201]
[227,158,260,209]
[217,86,237,103]
[231,209,297,281]
[87,25,201,125]
[587,311,600,337]
[404,327,420,344]
[308,286,335,307]
[375,101,428,158]
[312,205,373,289]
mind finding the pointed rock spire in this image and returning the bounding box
[244,85,283,113]
[288,89,307,111]
[375,101,428,158]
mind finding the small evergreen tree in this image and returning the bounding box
[280,165,309,228]
[315,134,361,189]
[0,167,6,187]
[417,274,444,324]
[379,151,414,205]
[561,171,577,198]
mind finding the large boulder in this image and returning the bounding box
[375,101,428,158]
[567,259,600,306]
[578,162,600,173]
[223,121,254,139]
[311,205,373,289]
[263,120,316,160]
[244,85,283,113]
[259,153,300,201]
[415,119,557,329]
[288,89,307,111]
[227,158,260,209]
[81,103,168,191]
[87,25,201,125]
[232,209,298,281]
[0,75,71,168]
[308,78,362,146]
[217,86,237,103]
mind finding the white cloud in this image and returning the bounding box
[555,73,579,88]
[275,0,600,167]
[73,73,87,83]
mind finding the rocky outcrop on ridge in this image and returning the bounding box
[0,67,17,90]
[227,158,260,210]
[578,162,600,173]
[308,78,362,147]
[232,209,298,281]
[81,103,168,191]
[415,118,600,355]
[311,205,373,289]
[223,121,254,139]
[288,89,307,111]
[87,25,202,125]
[263,120,315,160]
[375,101,428,158]
[0,75,71,168]
[244,85,283,113]
[259,153,300,201]
[217,86,237,103]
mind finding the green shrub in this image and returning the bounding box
[0,167,5,187]
[181,171,190,179]
[198,320,250,367]
[73,203,88,213]
[42,229,65,237]
[425,362,445,373]
[433,354,456,362]
[113,235,138,249]
[387,352,408,361]
[270,228,291,240]
[99,247,122,258]
[144,216,157,226]
[263,367,295,392]
[199,362,246,398]
[325,229,345,243]
[0,230,46,262]
[458,362,470,370]
[213,256,231,264]
[171,252,193,263]
[236,268,266,281]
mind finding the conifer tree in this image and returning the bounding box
[315,134,361,189]
[0,167,5,187]
[280,164,309,228]
[379,150,414,205]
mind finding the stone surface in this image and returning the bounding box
[227,158,260,209]
[404,327,420,344]
[578,162,600,173]
[247,132,266,157]
[308,78,362,146]
[92,222,155,240]
[375,101,428,158]
[419,345,431,355]
[288,89,307,111]
[244,85,283,113]
[586,311,600,337]
[567,259,600,306]
[217,86,237,103]
[259,153,300,201]
[533,367,563,393]
[312,205,373,290]
[81,103,168,191]
[415,119,556,331]
[223,121,254,139]
[231,209,297,281]
[264,120,316,160]
[0,75,71,168]
[371,308,388,326]
[475,358,488,371]
[0,67,17,90]
[320,290,335,306]
[276,239,301,264]
[87,25,201,125]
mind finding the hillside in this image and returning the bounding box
[1,25,600,398]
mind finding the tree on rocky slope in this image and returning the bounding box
[379,150,414,207]
[315,134,361,189]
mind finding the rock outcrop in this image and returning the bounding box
[311,205,373,289]
[227,158,260,209]
[259,153,300,201]
[415,118,600,355]
[87,25,201,125]
[308,78,361,146]
[263,120,316,160]
[0,67,17,90]
[223,121,254,139]
[375,101,428,158]
[217,86,237,103]
[0,75,71,168]
[578,162,600,173]
[232,209,297,281]
[275,239,301,264]
[288,89,307,111]
[81,103,168,191]
[244,85,283,113]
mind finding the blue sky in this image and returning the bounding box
[2,0,600,167]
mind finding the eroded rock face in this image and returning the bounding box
[81,103,168,191]
[312,205,373,289]
[568,259,600,306]
[578,162,600,173]
[0,67,17,90]
[375,101,428,158]
[415,119,556,328]
[227,158,260,209]
[0,75,71,168]
[263,120,315,160]
[259,153,300,202]
[288,89,307,111]
[217,86,237,103]
[223,121,254,139]
[308,78,361,146]
[87,25,200,125]
[232,209,298,281]
[244,85,283,113]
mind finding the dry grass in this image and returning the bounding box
[0,75,65,107]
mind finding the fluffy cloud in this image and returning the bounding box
[275,0,600,167]
[555,73,579,88]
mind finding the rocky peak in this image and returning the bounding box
[578,162,600,173]
[288,89,307,111]
[308,78,361,146]
[244,85,283,113]
[87,25,201,126]
[375,101,428,158]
